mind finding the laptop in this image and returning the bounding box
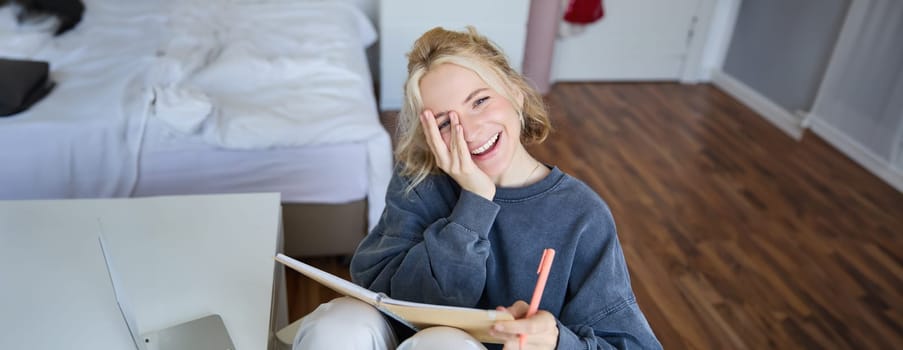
[98,234,236,350]
[142,314,235,350]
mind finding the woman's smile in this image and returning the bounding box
[470,132,500,157]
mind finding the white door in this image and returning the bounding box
[552,0,707,81]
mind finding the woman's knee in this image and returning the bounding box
[397,326,487,350]
[309,297,385,326]
[294,297,395,349]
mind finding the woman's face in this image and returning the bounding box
[419,63,525,183]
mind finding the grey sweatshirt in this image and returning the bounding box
[350,166,661,349]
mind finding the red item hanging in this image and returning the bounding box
[563,0,605,24]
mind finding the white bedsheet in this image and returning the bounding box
[0,0,166,198]
[0,0,391,230]
[134,0,391,229]
[144,1,381,150]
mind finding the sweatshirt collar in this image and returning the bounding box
[493,165,564,202]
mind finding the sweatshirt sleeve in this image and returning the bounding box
[349,173,500,307]
[556,201,662,349]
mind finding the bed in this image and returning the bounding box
[0,0,392,257]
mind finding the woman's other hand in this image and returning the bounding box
[490,300,559,349]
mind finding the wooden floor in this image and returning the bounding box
[286,82,903,349]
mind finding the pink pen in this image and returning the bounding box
[520,248,555,349]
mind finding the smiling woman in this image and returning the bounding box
[292,27,662,350]
[418,62,542,199]
[396,27,552,197]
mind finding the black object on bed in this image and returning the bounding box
[3,0,85,35]
[0,57,55,117]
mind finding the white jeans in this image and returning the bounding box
[293,297,487,350]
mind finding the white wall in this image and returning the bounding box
[808,0,903,192]
[722,0,850,113]
[370,0,732,107]
[713,0,903,192]
[378,0,530,110]
[552,0,698,81]
[551,0,728,82]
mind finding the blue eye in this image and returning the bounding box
[473,96,489,108]
[438,119,450,130]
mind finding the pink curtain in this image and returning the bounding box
[523,0,562,94]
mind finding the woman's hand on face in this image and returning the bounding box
[490,300,559,350]
[420,109,496,200]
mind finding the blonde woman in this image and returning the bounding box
[294,27,661,350]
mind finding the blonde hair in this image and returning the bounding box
[395,26,552,192]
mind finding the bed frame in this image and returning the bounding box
[282,200,368,257]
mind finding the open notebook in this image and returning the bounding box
[275,253,513,343]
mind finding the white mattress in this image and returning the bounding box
[133,117,369,203]
[0,0,391,228]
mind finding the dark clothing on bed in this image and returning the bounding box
[351,166,661,349]
[0,58,54,116]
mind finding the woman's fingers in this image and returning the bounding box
[420,110,449,168]
[450,111,475,173]
[448,112,467,174]
[489,311,559,349]
[453,113,472,170]
[449,112,460,171]
[418,111,436,154]
[420,110,475,174]
[506,300,530,318]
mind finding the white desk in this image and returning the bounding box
[0,193,286,349]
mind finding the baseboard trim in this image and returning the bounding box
[711,70,804,139]
[808,117,903,193]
